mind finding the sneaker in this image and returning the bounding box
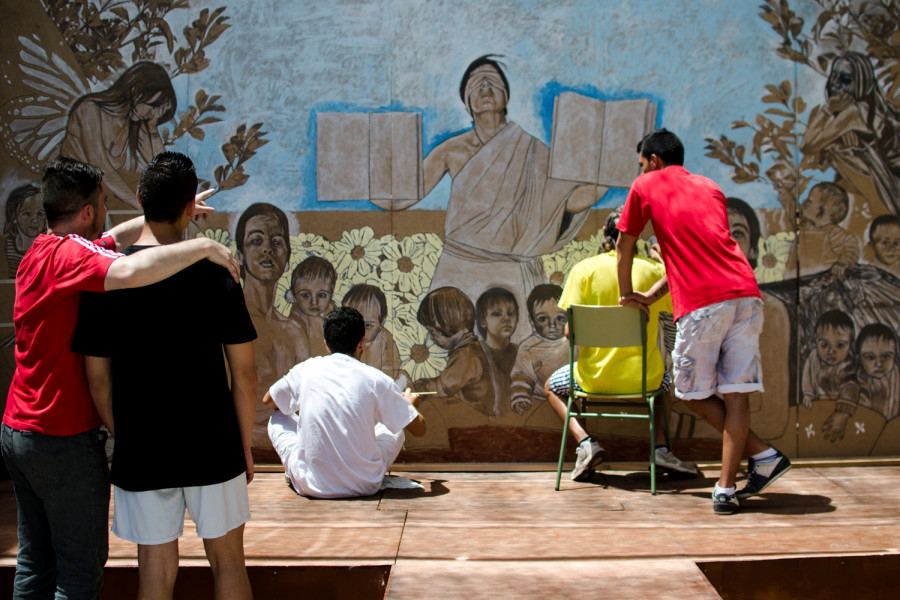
[655,448,702,478]
[736,451,792,500]
[571,439,606,481]
[712,490,740,515]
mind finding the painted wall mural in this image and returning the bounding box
[1,0,899,462]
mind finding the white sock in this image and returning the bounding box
[752,447,778,462]
[714,484,735,496]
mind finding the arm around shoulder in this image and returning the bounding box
[104,237,239,290]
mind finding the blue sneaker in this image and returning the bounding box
[737,451,791,500]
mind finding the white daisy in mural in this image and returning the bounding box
[542,240,591,286]
[290,232,331,263]
[333,226,385,280]
[196,228,238,257]
[274,271,294,318]
[392,302,447,380]
[755,231,795,283]
[380,235,432,297]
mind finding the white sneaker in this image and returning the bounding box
[655,448,702,478]
[571,439,606,481]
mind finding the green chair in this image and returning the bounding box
[554,304,671,494]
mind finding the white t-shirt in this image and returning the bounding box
[269,353,418,498]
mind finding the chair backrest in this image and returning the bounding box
[567,304,646,349]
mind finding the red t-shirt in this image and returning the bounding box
[4,233,119,435]
[618,166,760,320]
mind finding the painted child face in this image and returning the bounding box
[816,325,853,366]
[801,190,830,227]
[16,193,46,238]
[531,299,566,340]
[357,298,383,344]
[241,215,288,283]
[292,276,334,317]
[727,210,757,264]
[426,325,462,350]
[859,337,897,378]
[871,223,900,266]
[482,300,518,346]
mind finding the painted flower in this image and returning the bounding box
[333,226,385,280]
[380,235,432,297]
[542,240,590,286]
[755,231,795,283]
[392,302,448,380]
[290,232,331,264]
[274,272,295,318]
[196,228,238,257]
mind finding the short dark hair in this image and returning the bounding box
[291,256,337,289]
[856,322,898,355]
[235,203,290,254]
[869,214,900,240]
[526,284,562,322]
[808,182,849,224]
[41,157,103,227]
[637,128,684,167]
[323,306,366,355]
[342,283,388,323]
[459,54,510,117]
[138,152,197,224]
[602,205,624,252]
[816,310,855,337]
[475,286,518,338]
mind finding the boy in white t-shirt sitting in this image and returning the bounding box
[263,306,426,498]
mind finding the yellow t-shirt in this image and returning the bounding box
[558,251,672,394]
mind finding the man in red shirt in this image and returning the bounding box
[1,156,239,599]
[616,129,791,515]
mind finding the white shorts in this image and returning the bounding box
[672,297,764,400]
[112,472,250,545]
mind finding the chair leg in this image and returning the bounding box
[555,394,575,491]
[648,396,656,495]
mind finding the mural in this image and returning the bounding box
[2,0,899,462]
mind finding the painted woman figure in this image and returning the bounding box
[409,56,602,338]
[60,62,176,209]
[802,51,900,218]
[3,184,45,277]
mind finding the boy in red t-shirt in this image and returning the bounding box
[616,129,791,515]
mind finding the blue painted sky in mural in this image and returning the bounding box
[163,0,821,214]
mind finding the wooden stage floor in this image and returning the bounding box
[2,462,900,598]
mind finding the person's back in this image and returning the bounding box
[279,353,406,497]
[622,165,757,319]
[561,250,671,394]
[75,257,251,489]
[265,306,426,499]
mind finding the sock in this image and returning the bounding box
[714,484,736,497]
[655,445,669,454]
[752,447,778,463]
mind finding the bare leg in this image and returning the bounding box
[682,395,770,456]
[138,540,179,600]
[204,524,252,600]
[719,393,751,488]
[545,378,588,443]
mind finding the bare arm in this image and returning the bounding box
[261,390,277,409]
[402,388,427,437]
[84,356,114,436]
[104,237,239,290]
[225,341,258,482]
